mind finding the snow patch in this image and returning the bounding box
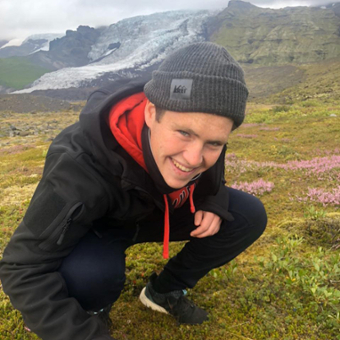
[0,38,26,49]
[24,33,65,53]
[15,10,213,93]
[0,33,64,52]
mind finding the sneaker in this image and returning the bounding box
[139,273,208,324]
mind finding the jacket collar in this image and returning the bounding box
[79,76,224,205]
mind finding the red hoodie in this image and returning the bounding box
[109,92,196,259]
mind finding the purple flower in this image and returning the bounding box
[259,127,280,131]
[306,186,340,206]
[231,179,274,196]
[236,134,258,139]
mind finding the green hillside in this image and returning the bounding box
[244,58,340,103]
[266,58,340,104]
[0,57,51,90]
[208,1,340,65]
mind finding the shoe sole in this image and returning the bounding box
[139,287,169,315]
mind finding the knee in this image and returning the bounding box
[240,191,267,237]
[228,187,267,238]
[250,196,267,238]
[59,255,126,301]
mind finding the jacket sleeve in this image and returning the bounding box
[195,180,235,222]
[0,151,115,340]
[194,145,234,222]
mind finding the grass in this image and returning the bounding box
[0,98,340,339]
[0,57,51,90]
[263,58,340,105]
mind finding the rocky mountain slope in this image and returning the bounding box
[1,1,340,97]
[0,40,8,48]
[15,10,211,93]
[208,1,340,64]
[25,27,104,70]
[0,34,64,60]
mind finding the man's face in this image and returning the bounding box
[145,101,234,189]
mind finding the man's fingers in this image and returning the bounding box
[190,224,207,237]
[194,228,218,238]
[191,221,220,238]
[194,210,203,226]
[191,212,222,237]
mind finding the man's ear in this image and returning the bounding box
[144,100,156,128]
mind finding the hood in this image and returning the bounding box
[78,76,225,201]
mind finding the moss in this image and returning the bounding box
[280,213,340,250]
[0,57,51,90]
[1,99,340,339]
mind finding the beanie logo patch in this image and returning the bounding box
[170,79,193,100]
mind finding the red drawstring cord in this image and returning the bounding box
[189,184,196,213]
[163,194,170,259]
[163,184,196,259]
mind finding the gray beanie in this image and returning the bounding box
[144,42,248,129]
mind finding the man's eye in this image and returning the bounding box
[209,142,222,147]
[210,142,228,148]
[178,130,189,137]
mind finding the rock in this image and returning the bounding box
[20,131,31,136]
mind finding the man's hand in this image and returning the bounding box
[190,210,222,238]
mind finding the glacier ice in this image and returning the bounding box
[16,10,213,93]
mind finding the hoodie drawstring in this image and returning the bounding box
[162,184,196,259]
[163,194,170,259]
[189,184,196,214]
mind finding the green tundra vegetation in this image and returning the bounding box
[0,57,50,90]
[0,60,339,339]
[209,1,340,65]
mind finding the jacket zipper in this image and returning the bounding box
[56,202,83,246]
[57,218,72,245]
[38,202,84,251]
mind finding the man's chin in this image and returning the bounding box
[164,177,195,190]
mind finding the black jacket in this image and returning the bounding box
[0,77,232,340]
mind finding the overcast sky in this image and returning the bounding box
[0,0,338,42]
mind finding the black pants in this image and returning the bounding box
[59,187,267,311]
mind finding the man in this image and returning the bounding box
[0,42,267,340]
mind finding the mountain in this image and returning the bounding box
[0,34,64,59]
[1,1,339,98]
[25,27,105,70]
[316,2,340,15]
[15,10,212,94]
[207,0,340,64]
[0,40,8,48]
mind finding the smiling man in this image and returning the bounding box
[0,42,267,340]
[145,105,233,189]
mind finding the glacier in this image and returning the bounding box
[16,10,213,93]
[0,33,64,52]
[25,33,65,54]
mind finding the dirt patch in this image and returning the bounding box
[0,94,84,113]
[1,183,38,206]
[0,111,80,142]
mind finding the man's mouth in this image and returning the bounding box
[172,159,194,173]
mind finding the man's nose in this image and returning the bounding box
[183,143,203,167]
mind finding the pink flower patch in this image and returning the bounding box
[306,186,340,206]
[231,179,274,196]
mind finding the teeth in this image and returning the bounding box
[172,159,192,172]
